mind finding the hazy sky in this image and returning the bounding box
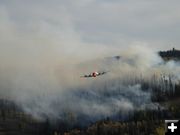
[0,0,180,52]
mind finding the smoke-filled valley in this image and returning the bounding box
[1,1,180,134]
[0,45,180,129]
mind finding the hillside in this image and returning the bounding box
[0,100,46,135]
[159,48,180,61]
[0,49,180,135]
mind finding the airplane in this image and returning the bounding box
[81,71,109,78]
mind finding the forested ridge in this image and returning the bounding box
[0,81,180,135]
[0,52,180,135]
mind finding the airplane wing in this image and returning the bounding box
[97,71,109,76]
[81,74,93,78]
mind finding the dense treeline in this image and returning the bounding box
[1,94,179,135]
[62,103,180,135]
[0,99,46,135]
[63,120,165,135]
[0,76,179,135]
[59,80,180,135]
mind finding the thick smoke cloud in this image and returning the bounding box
[0,2,180,126]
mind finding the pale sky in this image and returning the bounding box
[0,0,180,52]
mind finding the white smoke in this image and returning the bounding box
[0,4,180,126]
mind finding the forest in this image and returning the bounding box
[0,52,180,135]
[0,74,180,135]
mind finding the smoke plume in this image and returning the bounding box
[0,6,180,126]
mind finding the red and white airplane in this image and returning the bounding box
[81,71,109,78]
